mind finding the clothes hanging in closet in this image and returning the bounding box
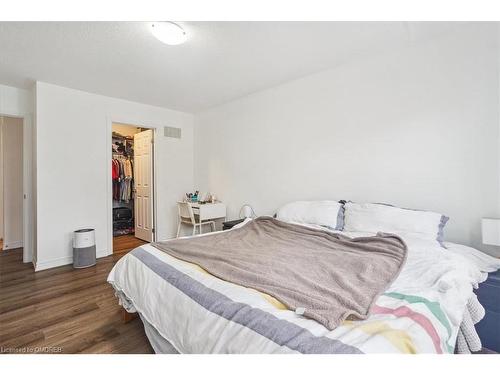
[112,157,134,202]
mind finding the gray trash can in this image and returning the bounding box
[73,228,96,268]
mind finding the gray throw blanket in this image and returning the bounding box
[152,217,407,330]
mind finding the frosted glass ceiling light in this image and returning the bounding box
[151,22,187,45]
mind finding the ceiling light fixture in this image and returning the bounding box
[151,22,187,46]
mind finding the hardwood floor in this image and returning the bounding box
[113,234,147,254]
[0,246,153,354]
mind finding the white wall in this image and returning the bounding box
[1,116,24,249]
[0,84,32,117]
[195,25,500,254]
[35,82,194,270]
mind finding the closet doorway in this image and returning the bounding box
[0,116,24,252]
[111,122,155,254]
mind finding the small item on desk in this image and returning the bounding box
[184,190,200,203]
[184,191,220,204]
[197,192,217,204]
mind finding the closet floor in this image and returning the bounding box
[113,234,148,254]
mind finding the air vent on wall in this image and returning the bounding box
[164,126,181,139]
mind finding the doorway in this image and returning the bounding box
[0,116,24,252]
[111,122,155,254]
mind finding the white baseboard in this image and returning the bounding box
[3,240,23,250]
[34,249,110,272]
[35,255,73,271]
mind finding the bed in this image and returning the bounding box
[108,202,500,354]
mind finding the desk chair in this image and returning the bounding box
[177,201,216,238]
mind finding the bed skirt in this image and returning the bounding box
[140,314,179,354]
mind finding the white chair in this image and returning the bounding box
[176,201,216,238]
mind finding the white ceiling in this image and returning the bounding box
[0,22,472,113]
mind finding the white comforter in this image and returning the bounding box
[108,220,500,354]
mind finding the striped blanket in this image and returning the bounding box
[108,222,490,354]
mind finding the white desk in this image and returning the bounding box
[190,202,226,221]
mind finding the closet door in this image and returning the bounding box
[134,129,154,242]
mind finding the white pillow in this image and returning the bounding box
[276,201,344,230]
[343,202,448,246]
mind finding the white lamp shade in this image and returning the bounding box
[482,218,500,246]
[242,205,253,218]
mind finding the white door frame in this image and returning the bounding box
[105,117,158,256]
[0,112,34,264]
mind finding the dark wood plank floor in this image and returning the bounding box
[0,239,153,354]
[113,234,147,254]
